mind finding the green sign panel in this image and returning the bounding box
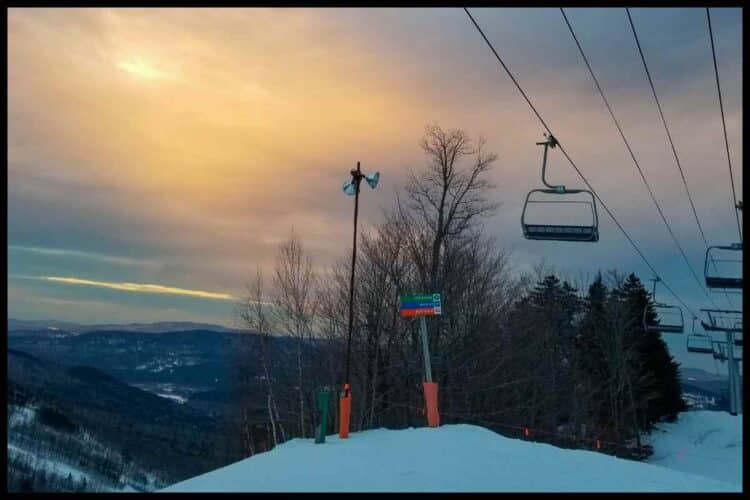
[400,293,442,317]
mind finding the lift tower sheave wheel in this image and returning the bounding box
[521,134,599,243]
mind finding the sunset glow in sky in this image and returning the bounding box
[8,8,742,332]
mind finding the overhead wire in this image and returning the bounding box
[626,8,735,310]
[559,8,720,311]
[463,7,698,319]
[706,7,742,244]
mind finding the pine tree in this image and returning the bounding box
[524,275,580,438]
[576,273,611,440]
[619,273,685,429]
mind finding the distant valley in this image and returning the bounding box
[6,318,303,492]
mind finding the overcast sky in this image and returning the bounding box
[8,6,742,354]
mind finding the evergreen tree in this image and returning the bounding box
[525,275,580,436]
[576,273,611,439]
[619,273,685,429]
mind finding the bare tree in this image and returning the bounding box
[272,232,318,438]
[405,123,499,292]
[235,267,286,446]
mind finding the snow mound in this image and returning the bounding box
[162,424,739,492]
[644,411,742,486]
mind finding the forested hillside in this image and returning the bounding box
[7,349,230,492]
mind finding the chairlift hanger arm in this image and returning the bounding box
[537,134,566,192]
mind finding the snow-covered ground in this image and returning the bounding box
[643,411,742,487]
[163,419,740,492]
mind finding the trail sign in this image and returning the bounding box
[399,292,441,427]
[400,293,442,317]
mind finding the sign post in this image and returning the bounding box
[400,293,441,427]
[314,388,330,444]
[419,316,433,383]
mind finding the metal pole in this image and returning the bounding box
[737,362,743,414]
[344,162,361,396]
[727,331,741,414]
[419,316,433,383]
[726,330,737,415]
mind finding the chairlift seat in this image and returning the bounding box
[523,224,599,242]
[705,276,743,289]
[646,323,683,334]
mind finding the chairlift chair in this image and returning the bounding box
[642,277,684,334]
[644,304,684,333]
[712,340,742,362]
[704,243,743,289]
[700,309,743,333]
[686,317,713,353]
[521,134,599,242]
[713,341,728,362]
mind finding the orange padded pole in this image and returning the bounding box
[339,385,351,438]
[423,381,440,427]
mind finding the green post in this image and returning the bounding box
[315,388,331,444]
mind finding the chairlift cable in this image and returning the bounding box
[626,9,713,248]
[707,8,742,244]
[560,8,720,311]
[627,9,736,308]
[463,8,698,319]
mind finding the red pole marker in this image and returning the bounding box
[422,382,440,427]
[524,427,530,438]
[339,384,351,439]
[596,439,601,450]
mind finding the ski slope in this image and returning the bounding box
[644,411,742,487]
[163,420,740,492]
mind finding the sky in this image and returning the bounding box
[8,7,743,344]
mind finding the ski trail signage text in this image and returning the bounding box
[400,293,442,317]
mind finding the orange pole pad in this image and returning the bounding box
[423,382,440,427]
[339,394,351,438]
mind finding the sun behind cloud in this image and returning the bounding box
[117,56,169,80]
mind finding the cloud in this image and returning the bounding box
[6,7,742,324]
[20,275,235,301]
[9,245,162,268]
